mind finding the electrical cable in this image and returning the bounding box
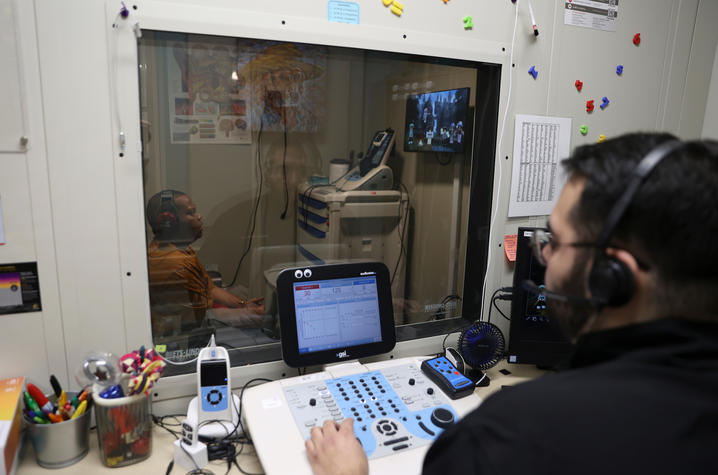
[441,294,461,304]
[153,379,269,474]
[441,322,473,352]
[442,286,510,349]
[234,378,273,445]
[486,287,512,324]
[234,457,264,475]
[480,0,519,322]
[179,438,201,472]
[226,116,265,288]
[391,181,410,285]
[110,9,127,153]
[491,294,510,322]
[152,414,184,438]
[280,108,289,220]
[433,294,462,320]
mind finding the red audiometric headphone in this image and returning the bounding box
[156,190,178,230]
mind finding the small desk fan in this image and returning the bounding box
[457,321,505,385]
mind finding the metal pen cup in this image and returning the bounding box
[25,392,92,468]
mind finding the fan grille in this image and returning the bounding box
[458,322,505,370]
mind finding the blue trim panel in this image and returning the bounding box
[297,244,325,264]
[298,208,327,224]
[298,194,327,209]
[298,219,327,238]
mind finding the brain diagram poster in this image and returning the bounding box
[167,35,326,144]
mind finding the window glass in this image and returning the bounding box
[138,31,498,369]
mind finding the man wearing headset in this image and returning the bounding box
[306,133,718,475]
[146,190,265,336]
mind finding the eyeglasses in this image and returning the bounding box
[529,229,600,266]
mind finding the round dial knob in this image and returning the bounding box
[430,407,455,429]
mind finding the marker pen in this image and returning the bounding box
[527,0,539,36]
[71,400,88,419]
[47,413,63,423]
[58,390,67,408]
[24,391,43,414]
[27,383,54,413]
[49,375,63,398]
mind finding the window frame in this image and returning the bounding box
[115,5,507,385]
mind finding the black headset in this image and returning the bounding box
[587,139,683,307]
[156,190,178,230]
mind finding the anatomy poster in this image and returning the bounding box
[167,35,252,144]
[167,36,327,144]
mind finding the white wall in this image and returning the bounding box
[0,0,67,386]
[2,0,717,401]
[703,21,718,139]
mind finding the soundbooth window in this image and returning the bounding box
[137,31,500,373]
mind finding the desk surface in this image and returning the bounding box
[17,360,545,474]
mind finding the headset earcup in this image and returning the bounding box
[157,190,179,231]
[588,257,635,307]
[157,211,177,229]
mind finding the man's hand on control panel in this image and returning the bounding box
[306,418,368,475]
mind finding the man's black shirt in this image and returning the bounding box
[423,317,718,474]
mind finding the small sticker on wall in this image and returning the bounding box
[504,234,517,262]
[328,0,360,25]
[564,0,618,32]
[0,262,42,314]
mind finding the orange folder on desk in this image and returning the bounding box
[0,377,25,475]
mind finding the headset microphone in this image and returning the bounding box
[522,280,606,307]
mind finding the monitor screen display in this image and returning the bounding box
[404,87,470,153]
[508,227,572,369]
[293,276,382,354]
[277,262,396,367]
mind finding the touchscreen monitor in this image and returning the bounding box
[276,262,396,367]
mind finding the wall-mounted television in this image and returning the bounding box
[404,87,470,153]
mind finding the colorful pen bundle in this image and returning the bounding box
[119,346,166,397]
[80,346,166,400]
[23,379,90,425]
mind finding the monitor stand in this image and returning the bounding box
[321,360,366,377]
[185,394,242,439]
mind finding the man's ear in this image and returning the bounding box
[604,248,640,276]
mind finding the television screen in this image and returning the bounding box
[404,87,470,153]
